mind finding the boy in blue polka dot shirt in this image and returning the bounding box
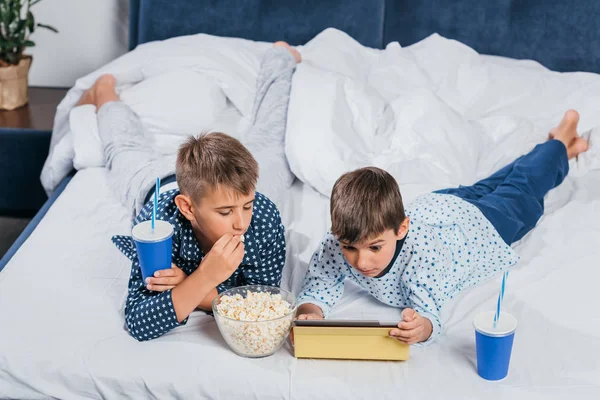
[297,110,589,345]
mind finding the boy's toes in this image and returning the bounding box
[552,109,581,149]
[567,137,589,159]
[289,48,302,63]
[573,137,589,154]
[557,109,580,133]
[96,73,117,87]
[77,74,118,107]
[274,41,302,63]
[77,87,96,106]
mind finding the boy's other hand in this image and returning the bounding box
[388,308,433,345]
[145,263,187,291]
[198,233,244,286]
[291,311,324,345]
[296,313,324,320]
[295,303,324,321]
[291,304,325,345]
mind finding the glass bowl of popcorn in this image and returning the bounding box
[212,285,297,358]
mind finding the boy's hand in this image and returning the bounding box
[145,263,187,292]
[291,312,323,346]
[295,303,324,321]
[291,304,325,345]
[389,308,433,345]
[197,233,244,287]
[296,313,324,320]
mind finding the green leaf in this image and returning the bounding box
[2,9,12,30]
[15,18,26,35]
[36,23,58,33]
[27,11,35,33]
[3,1,20,36]
[0,1,56,61]
[6,1,16,26]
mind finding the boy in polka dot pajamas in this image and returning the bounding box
[297,110,589,345]
[77,43,302,341]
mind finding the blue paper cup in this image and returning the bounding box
[132,220,174,281]
[474,311,518,381]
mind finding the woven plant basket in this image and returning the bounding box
[0,56,32,110]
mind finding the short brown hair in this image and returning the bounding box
[176,133,258,201]
[330,167,406,243]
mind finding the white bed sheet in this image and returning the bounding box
[1,167,600,399]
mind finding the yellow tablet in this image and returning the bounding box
[293,320,409,361]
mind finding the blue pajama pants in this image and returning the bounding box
[435,140,569,245]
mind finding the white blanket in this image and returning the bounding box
[42,28,599,200]
[286,29,600,199]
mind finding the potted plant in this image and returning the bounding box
[0,0,57,110]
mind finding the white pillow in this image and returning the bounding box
[286,63,386,197]
[119,68,228,136]
[70,105,105,169]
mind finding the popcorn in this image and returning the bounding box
[215,290,294,357]
[240,234,245,243]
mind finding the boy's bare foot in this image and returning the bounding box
[76,74,119,108]
[274,41,302,63]
[548,110,589,159]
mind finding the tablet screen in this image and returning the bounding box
[294,319,398,328]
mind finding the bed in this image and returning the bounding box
[1,0,600,398]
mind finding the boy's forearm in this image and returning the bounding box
[171,270,217,322]
[196,288,219,311]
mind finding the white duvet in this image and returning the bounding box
[286,29,600,200]
[44,28,599,203]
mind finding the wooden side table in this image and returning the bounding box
[0,87,68,217]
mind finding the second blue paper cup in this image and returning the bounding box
[474,310,518,381]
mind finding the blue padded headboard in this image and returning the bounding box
[129,0,385,49]
[383,0,600,74]
[129,0,600,73]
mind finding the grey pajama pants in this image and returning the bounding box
[97,46,297,217]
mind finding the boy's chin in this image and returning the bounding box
[358,268,384,278]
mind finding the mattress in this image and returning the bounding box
[1,167,599,399]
